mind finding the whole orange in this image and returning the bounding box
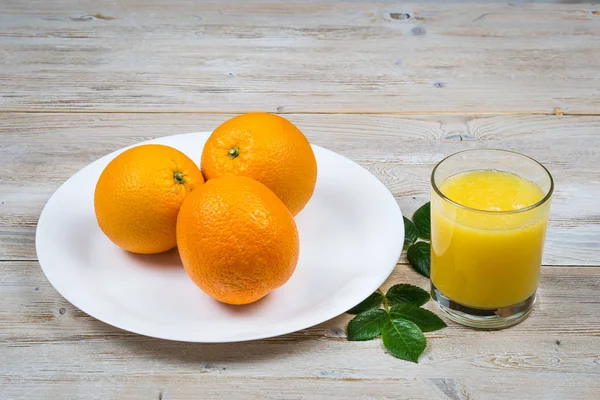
[176,175,299,305]
[201,113,317,216]
[94,144,204,254]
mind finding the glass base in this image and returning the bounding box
[431,283,536,330]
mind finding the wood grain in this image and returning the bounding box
[2,1,600,399]
[2,113,599,264]
[1,1,600,113]
[2,262,599,399]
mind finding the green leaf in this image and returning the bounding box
[347,292,384,315]
[382,319,427,363]
[407,241,431,278]
[386,283,430,306]
[412,202,431,240]
[389,303,447,332]
[403,217,419,250]
[347,308,390,341]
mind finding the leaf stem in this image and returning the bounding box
[378,289,390,314]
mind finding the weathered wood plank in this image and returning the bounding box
[3,262,600,340]
[0,376,598,400]
[1,113,599,264]
[2,2,599,399]
[1,1,600,113]
[1,262,599,399]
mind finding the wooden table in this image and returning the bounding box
[2,1,600,398]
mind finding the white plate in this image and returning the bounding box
[36,132,404,342]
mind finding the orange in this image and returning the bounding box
[201,113,317,216]
[176,175,299,305]
[94,144,204,254]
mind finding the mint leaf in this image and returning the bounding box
[347,308,390,341]
[389,303,447,332]
[412,202,431,240]
[407,241,430,278]
[403,217,419,250]
[347,292,384,315]
[382,319,427,363]
[386,283,430,306]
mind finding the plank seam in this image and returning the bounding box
[3,110,600,116]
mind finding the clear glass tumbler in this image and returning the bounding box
[430,149,553,329]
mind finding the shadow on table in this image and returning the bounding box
[120,336,320,365]
[85,311,343,365]
[108,326,332,365]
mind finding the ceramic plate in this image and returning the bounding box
[36,132,404,342]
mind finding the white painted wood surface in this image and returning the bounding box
[2,113,599,265]
[2,262,600,399]
[1,1,600,113]
[1,1,600,399]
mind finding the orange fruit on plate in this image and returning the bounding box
[201,112,317,216]
[176,175,299,305]
[94,144,204,254]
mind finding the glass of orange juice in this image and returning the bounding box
[430,149,553,329]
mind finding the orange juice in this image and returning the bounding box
[431,170,549,309]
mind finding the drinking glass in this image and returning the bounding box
[430,149,553,329]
